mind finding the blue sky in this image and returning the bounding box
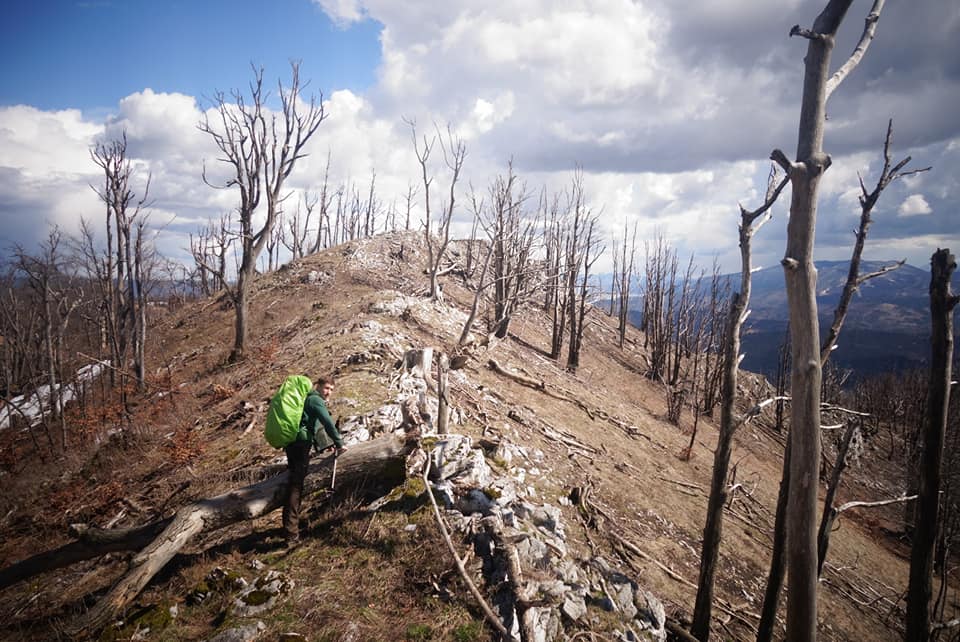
[0,0,958,275]
[1,0,381,111]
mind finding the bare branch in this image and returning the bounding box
[825,0,886,99]
[835,495,917,515]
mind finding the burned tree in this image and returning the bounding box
[13,229,83,451]
[484,164,539,339]
[198,62,326,361]
[768,2,885,639]
[820,120,930,362]
[408,119,465,302]
[85,132,152,391]
[905,249,957,642]
[309,151,336,253]
[691,166,787,641]
[813,121,929,576]
[561,172,602,372]
[616,220,639,349]
[189,214,231,297]
[544,191,568,359]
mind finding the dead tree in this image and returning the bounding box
[758,110,921,642]
[617,220,639,349]
[457,218,495,349]
[480,163,539,339]
[189,214,231,296]
[643,234,677,382]
[363,167,379,237]
[905,249,958,642]
[562,171,603,372]
[813,121,929,573]
[815,417,862,576]
[769,2,885,639]
[566,213,602,372]
[691,167,786,641]
[543,192,568,359]
[309,151,336,253]
[198,62,326,362]
[820,119,930,362]
[682,265,730,454]
[13,230,83,451]
[609,237,620,317]
[699,261,730,417]
[265,210,284,272]
[408,119,465,302]
[282,190,318,260]
[403,181,419,232]
[0,433,419,637]
[88,132,151,390]
[0,268,40,405]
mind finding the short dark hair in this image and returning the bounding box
[316,375,335,388]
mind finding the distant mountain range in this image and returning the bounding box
[602,259,952,383]
[735,260,934,380]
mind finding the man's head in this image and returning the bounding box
[316,376,335,399]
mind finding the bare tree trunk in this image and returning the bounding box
[774,328,790,434]
[774,3,864,638]
[133,222,147,389]
[816,420,858,575]
[437,353,449,435]
[618,221,637,349]
[458,241,494,348]
[905,249,957,642]
[756,438,791,642]
[691,168,785,641]
[757,8,900,620]
[231,269,250,362]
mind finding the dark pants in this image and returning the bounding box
[282,440,312,539]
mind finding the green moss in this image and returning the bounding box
[481,486,501,500]
[98,601,176,642]
[405,623,433,641]
[241,589,272,606]
[404,476,426,496]
[452,621,484,641]
[377,478,429,512]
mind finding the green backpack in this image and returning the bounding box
[265,375,313,448]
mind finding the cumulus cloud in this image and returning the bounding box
[898,194,933,217]
[2,0,957,278]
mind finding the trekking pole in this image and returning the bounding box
[330,452,338,490]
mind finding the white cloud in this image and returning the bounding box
[0,105,101,175]
[898,194,932,217]
[313,0,366,25]
[3,0,958,279]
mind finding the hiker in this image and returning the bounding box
[282,376,346,544]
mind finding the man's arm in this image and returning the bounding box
[304,395,344,449]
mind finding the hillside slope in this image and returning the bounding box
[0,232,920,641]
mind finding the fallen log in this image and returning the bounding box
[0,519,174,591]
[0,433,416,637]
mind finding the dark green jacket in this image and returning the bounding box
[298,390,344,449]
